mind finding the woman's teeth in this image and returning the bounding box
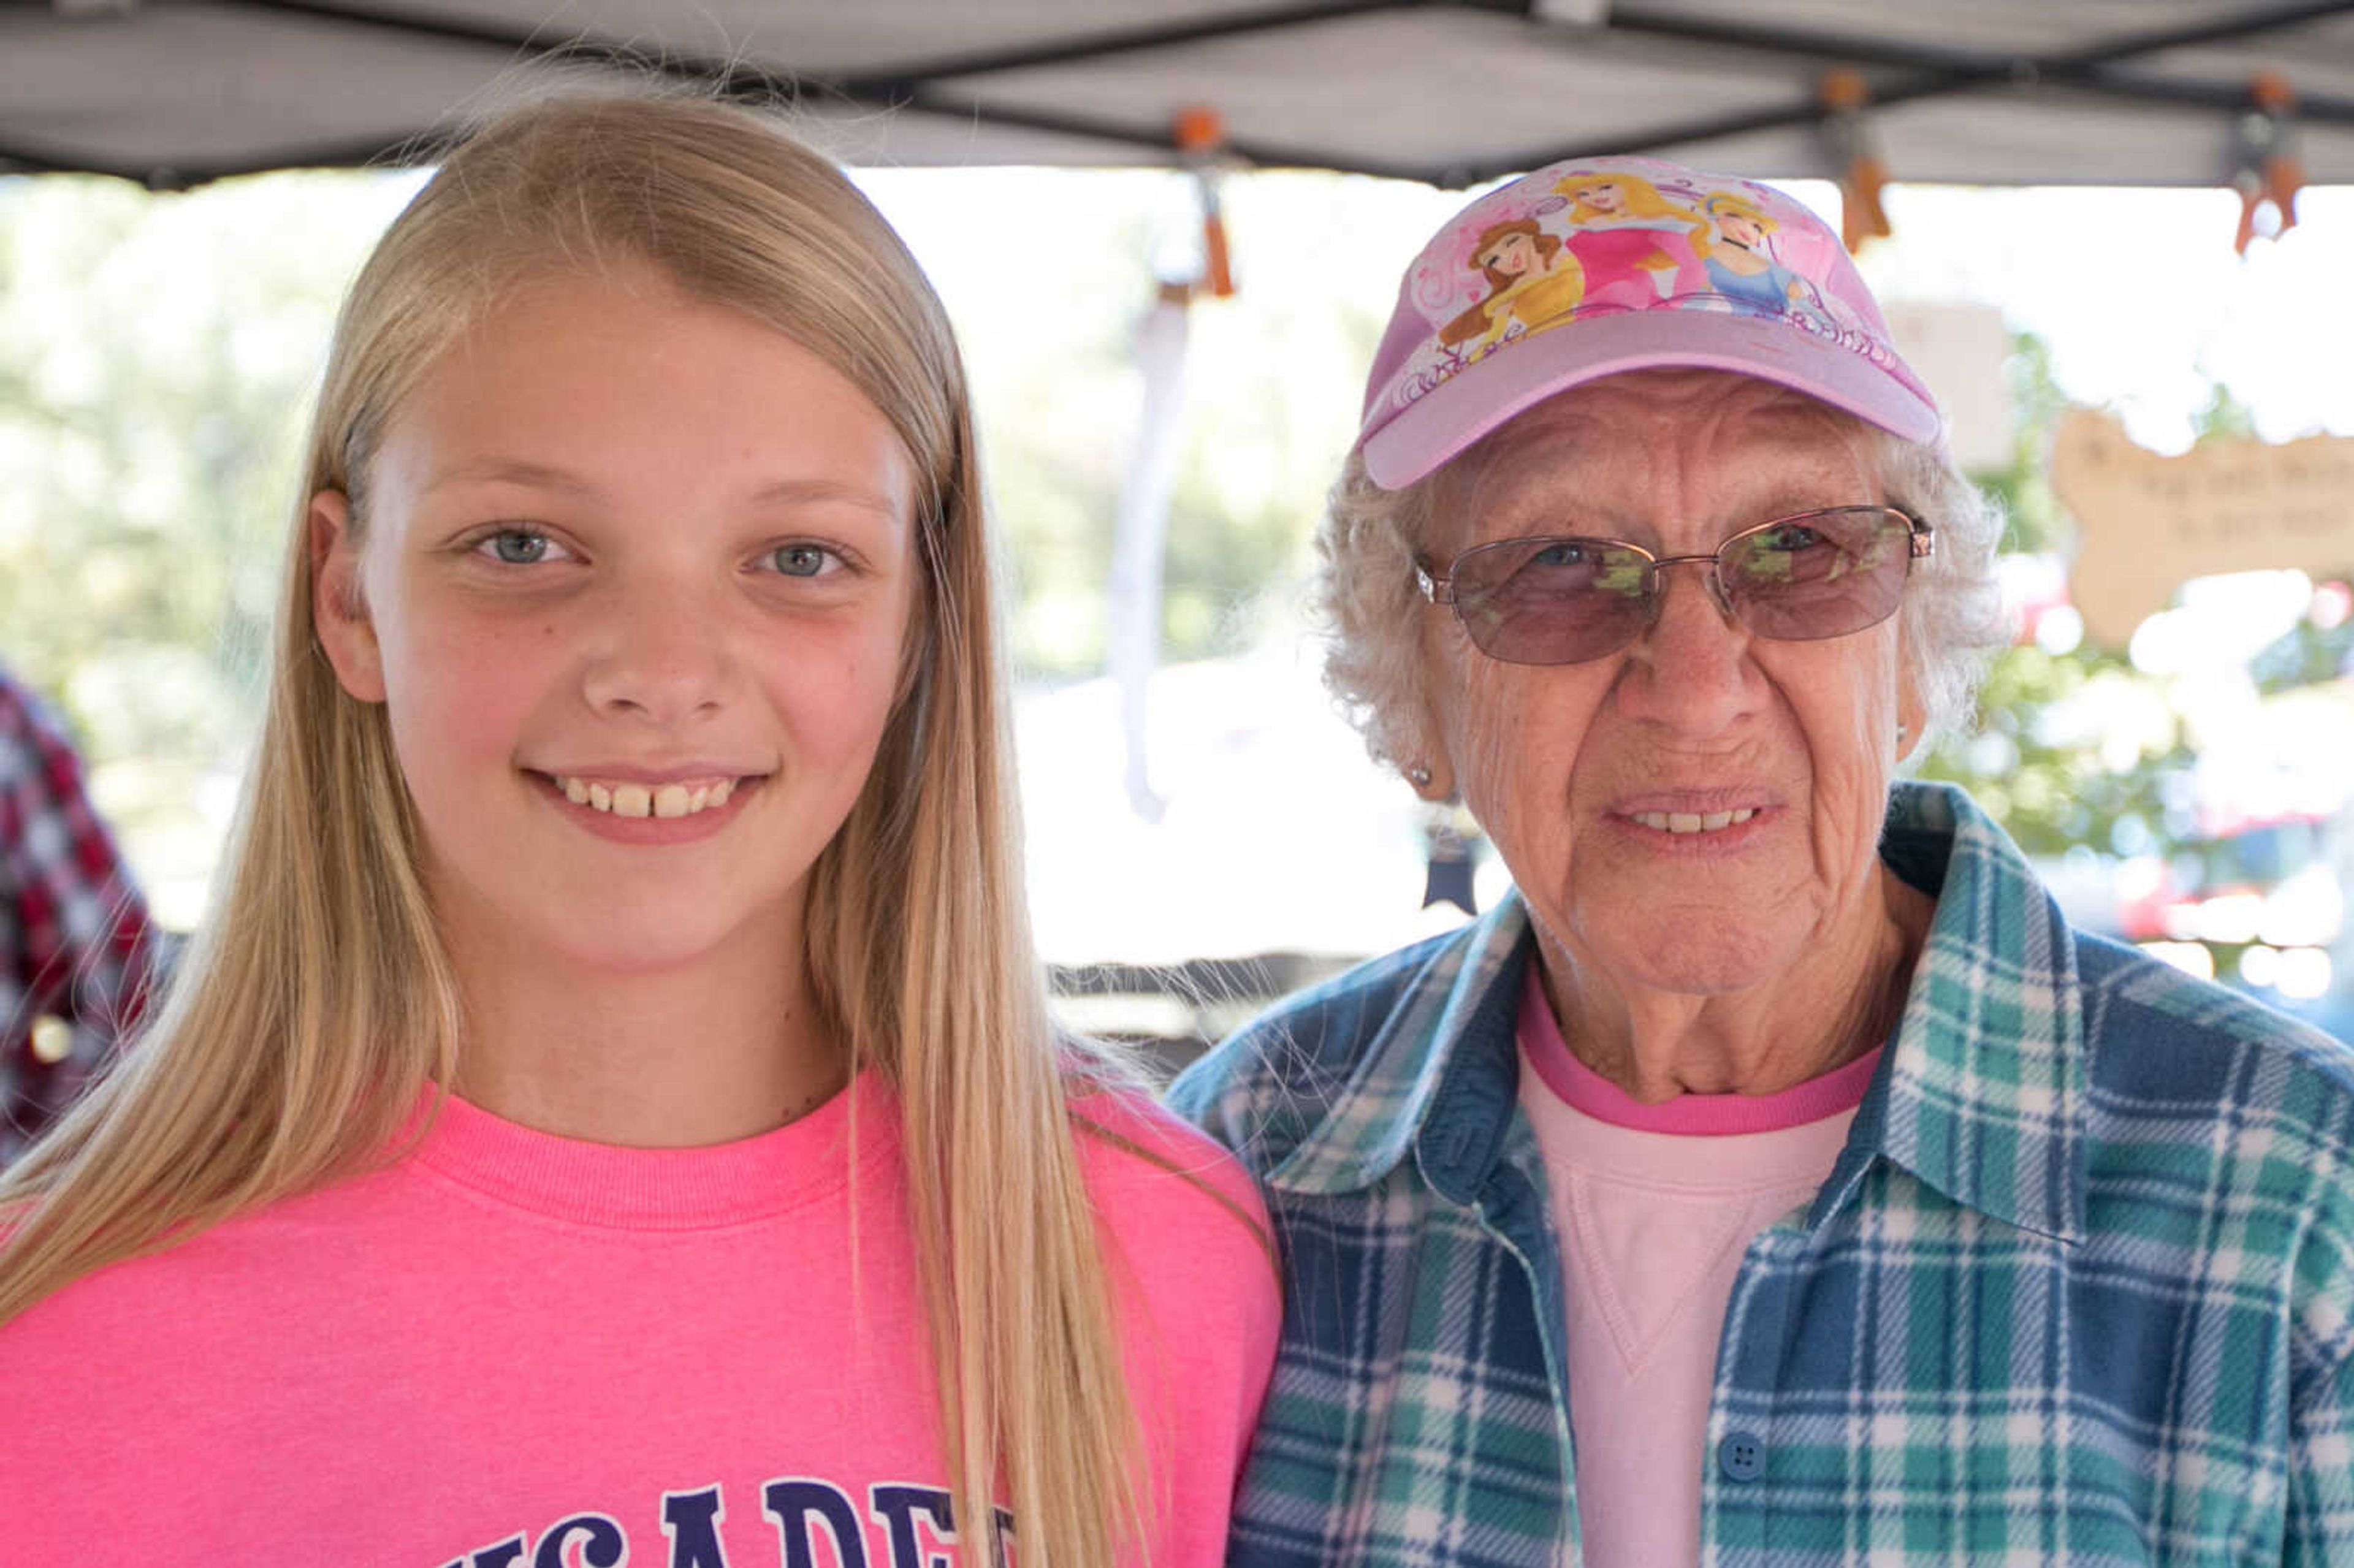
[556,776,736,819]
[1632,807,1757,834]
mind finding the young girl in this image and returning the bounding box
[0,94,1276,1566]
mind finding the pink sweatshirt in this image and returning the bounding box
[1517,972,1874,1567]
[0,1078,1278,1566]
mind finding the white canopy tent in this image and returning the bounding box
[7,1,2354,189]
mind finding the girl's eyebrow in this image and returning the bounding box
[747,478,905,519]
[425,460,901,518]
[423,459,595,497]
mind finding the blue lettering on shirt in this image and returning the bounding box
[444,1480,1010,1568]
[660,1485,729,1568]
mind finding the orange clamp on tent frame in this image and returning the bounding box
[1818,69,1892,254]
[2233,72,2303,255]
[1174,105,1236,298]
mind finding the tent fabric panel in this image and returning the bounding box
[931,10,1815,181]
[0,4,516,178]
[2131,19,2354,102]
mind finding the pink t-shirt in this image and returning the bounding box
[0,1076,1278,1566]
[1517,973,1873,1567]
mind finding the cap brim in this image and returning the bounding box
[1359,310,1944,490]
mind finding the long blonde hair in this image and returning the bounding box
[0,93,1143,1566]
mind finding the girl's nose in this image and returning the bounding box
[581,584,737,725]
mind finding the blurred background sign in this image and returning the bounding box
[2054,411,2354,647]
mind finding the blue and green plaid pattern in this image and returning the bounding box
[1169,783,2354,1566]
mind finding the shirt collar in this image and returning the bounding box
[1263,896,1532,1200]
[1862,781,2089,1243]
[1260,782,2089,1242]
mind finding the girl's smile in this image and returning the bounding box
[531,767,765,845]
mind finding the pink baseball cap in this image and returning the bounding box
[1357,155,1941,489]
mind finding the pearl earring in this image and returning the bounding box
[1408,764,1433,788]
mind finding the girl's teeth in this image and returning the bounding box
[1633,807,1757,834]
[555,777,738,819]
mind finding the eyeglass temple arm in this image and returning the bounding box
[1414,563,1457,605]
[1906,516,1935,560]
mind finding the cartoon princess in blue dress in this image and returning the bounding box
[1696,191,1804,313]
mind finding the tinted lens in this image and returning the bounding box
[1447,536,1655,664]
[1719,507,1915,641]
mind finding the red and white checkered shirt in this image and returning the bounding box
[0,668,168,1164]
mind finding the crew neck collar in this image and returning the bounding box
[402,1071,894,1230]
[1518,967,1883,1136]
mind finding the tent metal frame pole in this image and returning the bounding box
[0,145,79,178]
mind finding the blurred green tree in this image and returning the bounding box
[1911,332,2202,866]
[0,170,414,921]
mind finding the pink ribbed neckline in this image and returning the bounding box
[1518,967,1881,1136]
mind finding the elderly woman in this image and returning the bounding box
[1170,155,2354,1568]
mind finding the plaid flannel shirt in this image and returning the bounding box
[1170,782,2354,1566]
[0,669,166,1163]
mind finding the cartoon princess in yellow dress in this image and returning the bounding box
[1438,219,1588,357]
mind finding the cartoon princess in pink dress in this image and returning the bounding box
[1551,171,1707,311]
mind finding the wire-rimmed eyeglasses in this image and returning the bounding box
[1413,506,1933,666]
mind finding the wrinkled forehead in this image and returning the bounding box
[1428,370,1880,539]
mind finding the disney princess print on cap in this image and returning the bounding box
[1356,154,1942,488]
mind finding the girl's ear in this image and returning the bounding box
[310,491,386,703]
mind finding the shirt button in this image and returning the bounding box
[1718,1431,1766,1482]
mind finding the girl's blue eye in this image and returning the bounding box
[482,529,552,565]
[770,544,832,578]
